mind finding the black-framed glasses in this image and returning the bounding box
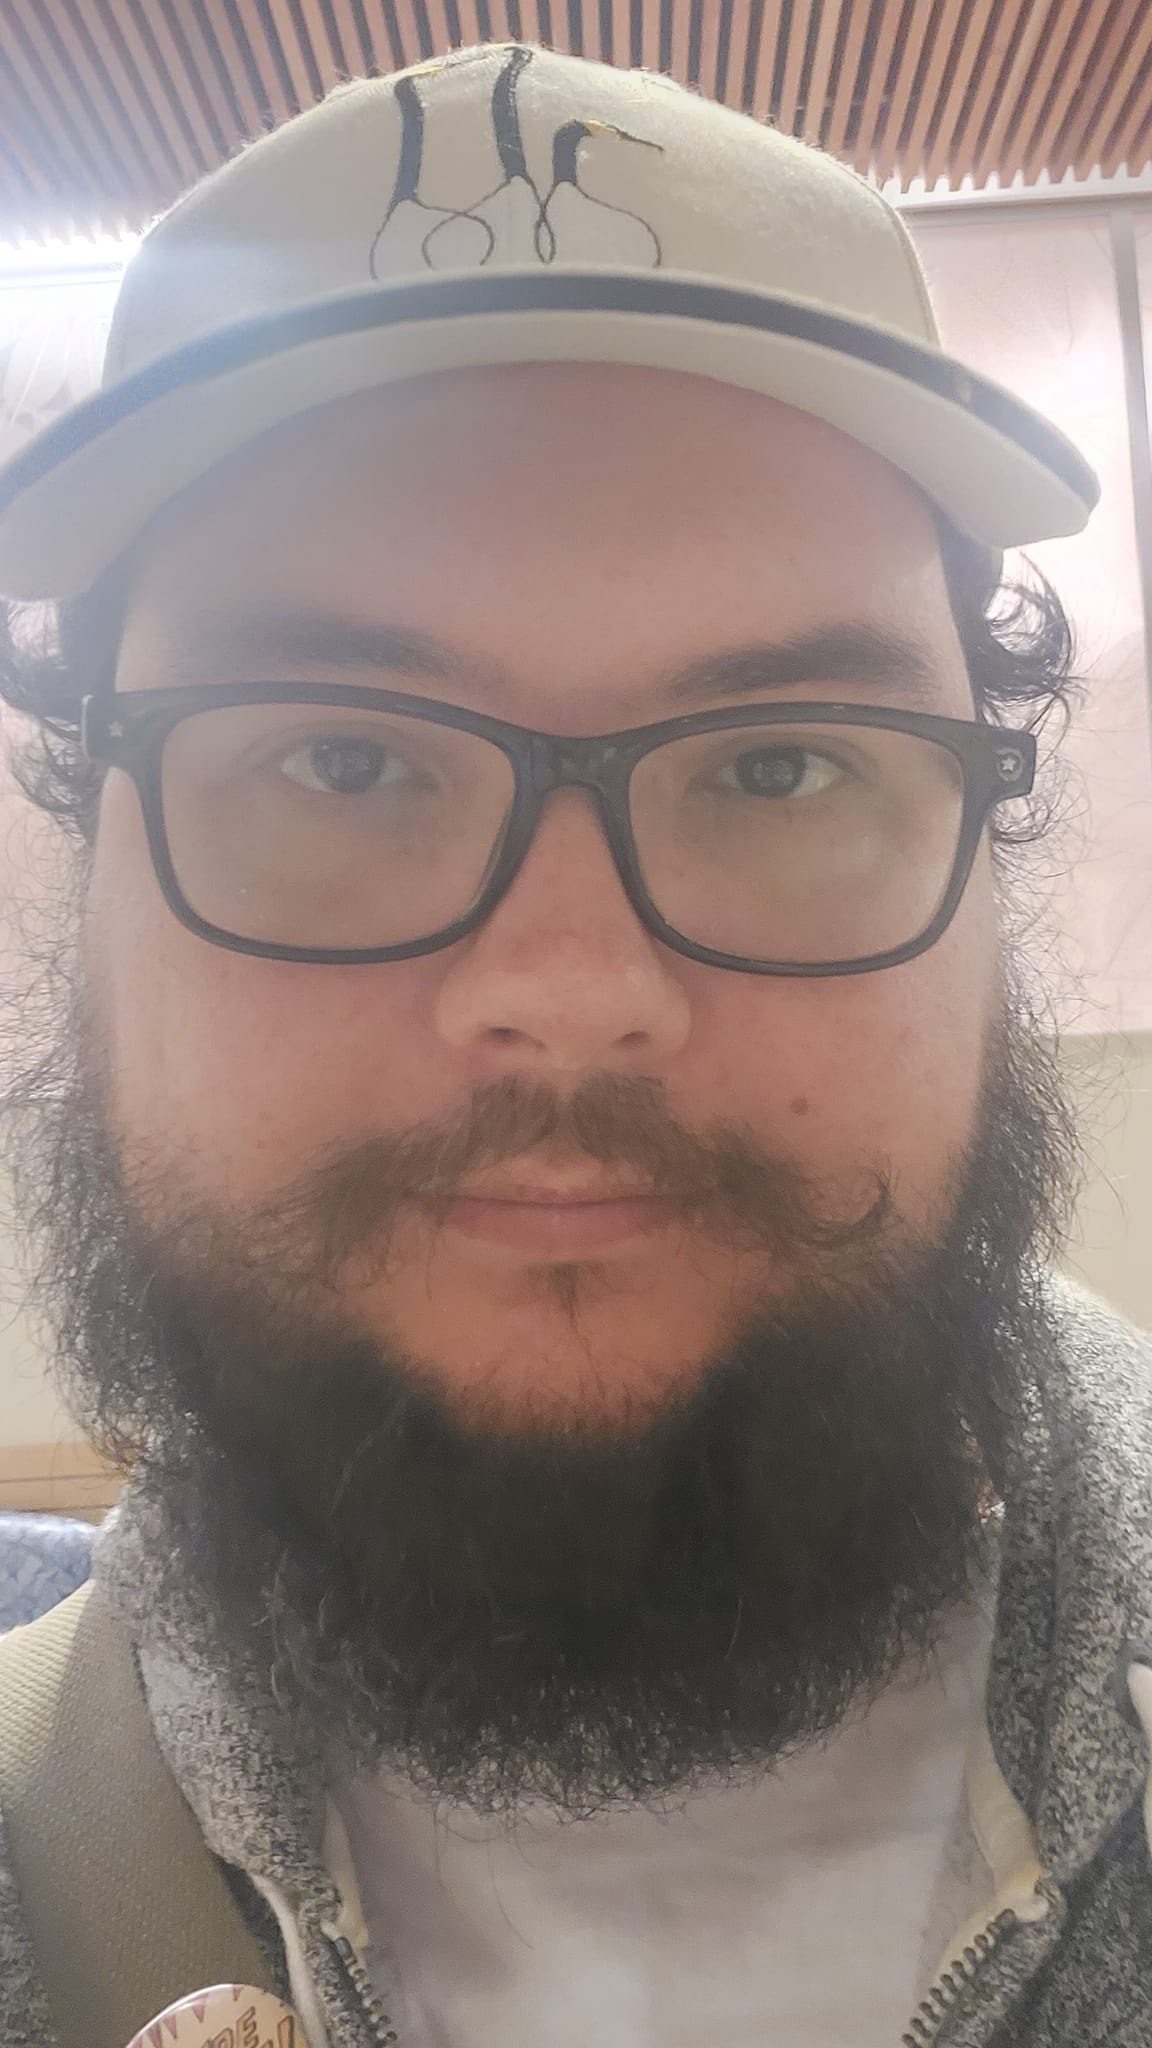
[80,685,1036,978]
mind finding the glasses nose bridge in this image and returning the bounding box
[530,729,628,800]
[516,730,635,889]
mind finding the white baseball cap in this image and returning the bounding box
[0,41,1098,601]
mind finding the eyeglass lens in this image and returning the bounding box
[159,703,967,963]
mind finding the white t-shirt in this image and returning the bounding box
[331,1601,996,2048]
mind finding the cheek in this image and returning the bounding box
[85,782,439,1194]
[708,847,998,1224]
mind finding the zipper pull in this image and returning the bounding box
[323,1926,400,2046]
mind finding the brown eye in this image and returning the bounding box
[715,745,844,799]
[278,736,407,796]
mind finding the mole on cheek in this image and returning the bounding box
[789,1095,810,1118]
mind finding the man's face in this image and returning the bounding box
[31,360,1072,1806]
[90,362,996,1429]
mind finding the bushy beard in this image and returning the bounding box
[2,945,1078,1816]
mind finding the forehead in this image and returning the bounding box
[118,363,966,717]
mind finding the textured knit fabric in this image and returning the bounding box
[3,1275,1152,2046]
[0,1817,54,2048]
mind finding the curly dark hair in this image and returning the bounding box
[0,520,1076,858]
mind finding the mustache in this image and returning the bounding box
[227,1072,893,1286]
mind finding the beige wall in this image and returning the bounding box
[1062,1032,1152,1328]
[0,1275,70,1444]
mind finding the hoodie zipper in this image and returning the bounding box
[329,1929,401,2046]
[901,1906,1016,2046]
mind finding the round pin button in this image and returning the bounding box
[125,1984,302,2048]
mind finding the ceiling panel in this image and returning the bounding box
[0,0,1149,239]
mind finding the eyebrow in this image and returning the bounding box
[162,614,474,687]
[159,613,944,712]
[659,624,942,707]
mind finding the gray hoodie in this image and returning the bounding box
[4,1276,1152,2047]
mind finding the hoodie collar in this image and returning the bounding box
[984,1278,1152,1883]
[94,1491,339,1925]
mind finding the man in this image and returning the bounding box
[0,36,1148,2048]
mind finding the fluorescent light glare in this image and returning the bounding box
[0,232,138,280]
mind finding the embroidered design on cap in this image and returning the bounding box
[369,44,665,278]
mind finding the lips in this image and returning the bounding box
[456,1179,654,1205]
[441,1174,667,1254]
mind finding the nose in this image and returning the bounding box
[433,787,693,1073]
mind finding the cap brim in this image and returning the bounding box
[0,269,1099,600]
